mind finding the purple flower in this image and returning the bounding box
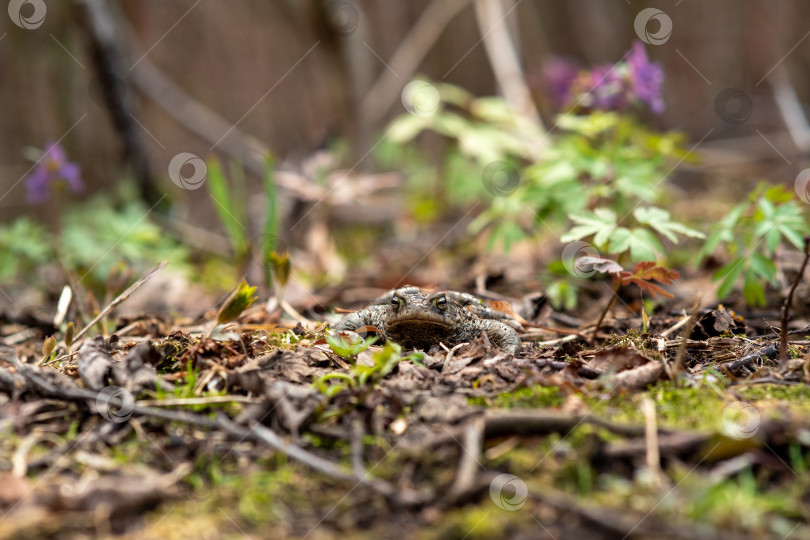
[627,40,665,113]
[543,58,579,105]
[25,142,83,204]
[544,40,666,114]
[587,65,629,111]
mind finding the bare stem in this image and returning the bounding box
[591,279,621,345]
[780,236,810,364]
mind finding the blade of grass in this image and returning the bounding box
[262,154,279,288]
[207,157,247,258]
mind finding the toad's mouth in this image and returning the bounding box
[386,318,452,331]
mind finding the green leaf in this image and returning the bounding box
[325,333,377,359]
[634,207,705,243]
[749,253,777,285]
[207,158,248,257]
[387,113,431,142]
[267,251,291,287]
[216,279,258,325]
[779,224,806,250]
[262,154,279,287]
[561,209,617,245]
[742,267,766,306]
[714,259,745,299]
[487,221,526,252]
[608,227,665,261]
[556,111,620,137]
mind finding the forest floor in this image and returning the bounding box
[1,263,810,540]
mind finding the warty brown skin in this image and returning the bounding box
[333,287,523,355]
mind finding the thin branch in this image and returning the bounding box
[361,0,474,128]
[671,296,703,380]
[473,0,545,135]
[591,280,621,345]
[771,70,810,153]
[72,261,167,344]
[217,415,431,507]
[780,236,810,364]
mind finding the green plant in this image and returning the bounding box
[206,158,250,264]
[562,206,704,262]
[313,340,402,419]
[700,184,810,306]
[387,81,694,252]
[206,156,285,288]
[324,332,378,359]
[0,217,52,281]
[0,193,190,293]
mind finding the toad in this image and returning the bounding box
[333,287,523,355]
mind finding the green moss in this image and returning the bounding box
[737,383,810,402]
[423,503,534,540]
[468,385,564,408]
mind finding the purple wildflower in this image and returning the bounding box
[544,41,666,114]
[627,40,665,113]
[543,58,579,105]
[25,142,83,204]
[587,65,629,111]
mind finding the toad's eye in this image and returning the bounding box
[391,295,401,306]
[434,296,447,308]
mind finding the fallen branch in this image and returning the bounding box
[216,415,431,507]
[445,416,485,504]
[1,351,431,508]
[718,343,779,377]
[483,409,649,438]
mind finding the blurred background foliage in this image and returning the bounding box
[2,0,810,313]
